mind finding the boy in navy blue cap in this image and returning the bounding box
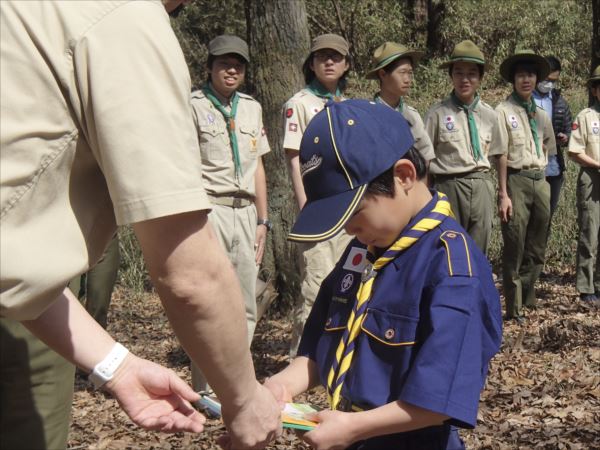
[265,99,502,449]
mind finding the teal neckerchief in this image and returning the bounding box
[374,93,404,113]
[511,91,541,158]
[451,91,481,161]
[202,84,242,177]
[593,102,600,113]
[307,79,342,101]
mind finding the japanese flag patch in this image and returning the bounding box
[508,115,519,129]
[343,247,368,273]
[445,115,455,131]
[286,108,294,118]
[592,121,599,135]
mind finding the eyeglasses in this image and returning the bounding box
[313,51,345,63]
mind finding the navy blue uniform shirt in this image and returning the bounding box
[298,192,503,448]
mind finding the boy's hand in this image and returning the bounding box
[498,194,513,223]
[301,410,357,450]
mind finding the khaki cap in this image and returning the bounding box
[588,65,600,87]
[439,40,486,70]
[365,42,424,80]
[310,33,350,56]
[208,35,250,62]
[499,49,550,82]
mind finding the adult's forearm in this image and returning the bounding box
[133,211,258,407]
[570,152,600,169]
[22,288,116,372]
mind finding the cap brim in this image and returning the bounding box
[288,185,367,242]
[500,54,550,82]
[210,48,250,62]
[365,51,424,80]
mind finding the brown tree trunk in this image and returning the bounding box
[592,0,600,106]
[244,0,310,310]
[426,0,446,55]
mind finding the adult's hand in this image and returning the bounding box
[217,381,282,449]
[498,194,513,223]
[106,354,205,433]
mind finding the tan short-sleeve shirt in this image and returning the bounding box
[0,1,210,320]
[191,90,270,197]
[488,96,557,170]
[401,105,436,162]
[283,88,337,151]
[425,96,497,174]
[568,107,600,162]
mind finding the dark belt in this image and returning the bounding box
[433,171,490,182]
[209,195,254,208]
[507,168,545,180]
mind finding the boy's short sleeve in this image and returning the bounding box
[399,276,489,429]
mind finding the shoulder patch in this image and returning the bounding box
[440,230,473,277]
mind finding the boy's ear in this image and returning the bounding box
[393,159,417,190]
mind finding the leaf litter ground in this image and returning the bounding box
[68,270,599,449]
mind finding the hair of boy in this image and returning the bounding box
[545,55,561,73]
[302,52,352,92]
[447,63,484,79]
[510,62,540,83]
[365,147,427,198]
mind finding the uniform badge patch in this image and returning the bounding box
[261,127,266,136]
[508,115,518,129]
[572,122,579,131]
[343,247,368,273]
[340,273,354,293]
[251,138,257,152]
[207,113,215,124]
[592,121,599,135]
[286,108,294,118]
[289,123,298,132]
[313,107,320,114]
[445,115,455,131]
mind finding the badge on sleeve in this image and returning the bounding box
[343,247,368,273]
[445,115,455,131]
[572,122,579,131]
[592,121,599,135]
[289,123,298,132]
[508,115,518,129]
[261,127,266,136]
[313,107,321,114]
[286,108,294,118]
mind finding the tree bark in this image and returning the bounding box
[245,0,310,309]
[592,0,599,106]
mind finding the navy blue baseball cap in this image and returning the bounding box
[288,99,415,243]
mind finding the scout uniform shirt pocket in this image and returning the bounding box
[324,298,352,331]
[360,308,418,349]
[199,124,229,162]
[239,125,259,159]
[507,115,526,150]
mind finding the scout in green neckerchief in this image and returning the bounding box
[366,41,435,164]
[424,40,497,255]
[488,50,557,323]
[189,35,272,391]
[568,65,600,304]
[283,34,354,356]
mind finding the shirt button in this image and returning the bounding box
[384,328,395,340]
[325,317,332,327]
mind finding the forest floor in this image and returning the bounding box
[68,270,599,450]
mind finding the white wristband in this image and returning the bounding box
[89,343,129,389]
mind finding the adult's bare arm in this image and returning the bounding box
[133,210,281,448]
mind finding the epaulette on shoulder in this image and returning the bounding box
[439,230,473,277]
[237,91,256,101]
[190,90,206,100]
[480,100,494,110]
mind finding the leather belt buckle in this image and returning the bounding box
[233,198,242,208]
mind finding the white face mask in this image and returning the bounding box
[537,80,554,94]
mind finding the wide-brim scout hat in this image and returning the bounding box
[208,35,250,63]
[439,39,486,71]
[365,42,424,80]
[499,49,550,83]
[588,65,600,87]
[309,33,350,56]
[288,99,414,243]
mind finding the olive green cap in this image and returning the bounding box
[310,33,350,56]
[364,42,424,80]
[588,65,600,87]
[208,35,249,63]
[499,49,550,83]
[439,40,486,71]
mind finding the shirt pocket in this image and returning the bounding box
[324,300,352,332]
[199,125,229,162]
[239,125,259,158]
[360,308,418,347]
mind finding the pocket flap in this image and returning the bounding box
[200,125,225,137]
[324,299,352,331]
[361,308,418,346]
[239,125,258,136]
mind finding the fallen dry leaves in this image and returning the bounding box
[68,270,599,449]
